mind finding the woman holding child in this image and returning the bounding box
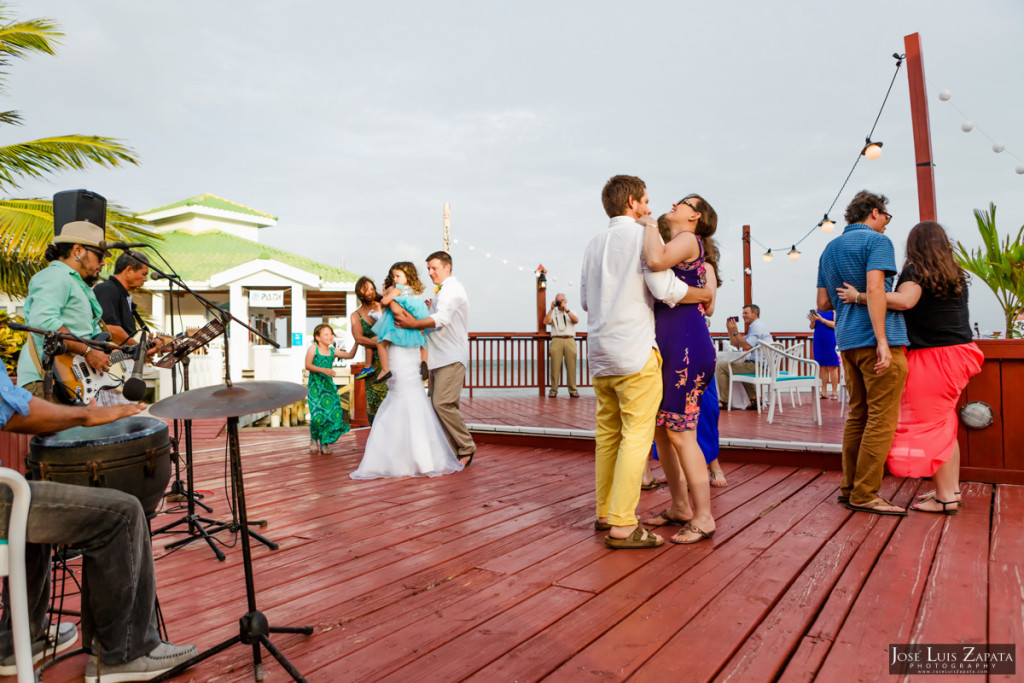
[350,262,463,479]
[640,194,720,544]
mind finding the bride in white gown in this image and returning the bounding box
[350,344,464,479]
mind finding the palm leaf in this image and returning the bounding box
[0,136,139,190]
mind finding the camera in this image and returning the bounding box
[555,300,563,308]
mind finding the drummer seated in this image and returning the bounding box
[0,367,197,682]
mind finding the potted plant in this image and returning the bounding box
[956,203,1024,338]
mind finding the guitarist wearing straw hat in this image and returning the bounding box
[16,220,116,402]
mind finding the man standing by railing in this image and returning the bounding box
[543,293,580,398]
[581,174,711,549]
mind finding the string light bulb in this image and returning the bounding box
[861,138,883,160]
[819,214,836,234]
[762,249,773,263]
[788,245,801,261]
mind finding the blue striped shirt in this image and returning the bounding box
[816,224,908,351]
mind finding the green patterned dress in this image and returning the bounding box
[360,315,389,424]
[308,347,350,447]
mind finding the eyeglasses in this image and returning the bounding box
[881,211,893,224]
[82,246,110,259]
[678,199,699,212]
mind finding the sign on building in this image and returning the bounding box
[249,289,285,308]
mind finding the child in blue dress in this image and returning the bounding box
[371,261,430,383]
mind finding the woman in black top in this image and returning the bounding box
[838,221,983,515]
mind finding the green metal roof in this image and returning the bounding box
[150,229,357,282]
[140,193,278,221]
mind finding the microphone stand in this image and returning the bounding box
[144,261,281,555]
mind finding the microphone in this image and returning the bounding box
[149,272,171,281]
[101,241,150,250]
[121,330,149,401]
[4,321,30,332]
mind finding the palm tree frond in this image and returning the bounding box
[0,136,139,191]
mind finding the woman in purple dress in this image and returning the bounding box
[640,194,719,544]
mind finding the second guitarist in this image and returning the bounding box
[94,250,161,358]
[17,221,116,403]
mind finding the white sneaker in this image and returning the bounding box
[0,620,78,675]
[84,641,198,683]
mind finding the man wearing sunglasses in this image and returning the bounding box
[816,190,909,517]
[16,221,115,399]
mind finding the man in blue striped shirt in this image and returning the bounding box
[817,190,909,516]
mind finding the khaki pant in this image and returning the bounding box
[592,348,662,527]
[428,362,476,457]
[548,337,578,394]
[840,346,908,506]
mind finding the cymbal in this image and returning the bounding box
[149,381,308,419]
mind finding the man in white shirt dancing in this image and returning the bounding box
[581,175,712,549]
[395,251,477,467]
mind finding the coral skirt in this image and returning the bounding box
[887,342,984,478]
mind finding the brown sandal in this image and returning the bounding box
[643,509,691,527]
[670,522,716,545]
[605,525,663,549]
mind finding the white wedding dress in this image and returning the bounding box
[350,345,464,479]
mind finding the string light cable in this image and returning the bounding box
[754,52,906,262]
[929,80,1024,174]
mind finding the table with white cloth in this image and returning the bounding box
[717,349,755,409]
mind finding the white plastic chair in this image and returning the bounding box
[0,468,35,683]
[762,345,823,426]
[726,341,780,414]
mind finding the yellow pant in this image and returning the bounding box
[592,348,663,526]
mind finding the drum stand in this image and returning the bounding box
[151,415,312,682]
[152,355,230,561]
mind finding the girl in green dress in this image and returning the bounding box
[304,323,355,454]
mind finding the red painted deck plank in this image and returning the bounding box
[814,480,945,682]
[905,482,990,660]
[5,416,1022,683]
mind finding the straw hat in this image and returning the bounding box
[53,220,105,248]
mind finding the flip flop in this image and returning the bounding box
[548,390,557,398]
[594,520,611,531]
[845,498,908,517]
[643,509,691,527]
[671,522,716,545]
[569,392,580,398]
[605,525,663,549]
[709,470,728,488]
[640,480,660,491]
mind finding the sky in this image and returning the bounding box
[9,0,1024,335]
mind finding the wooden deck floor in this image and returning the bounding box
[18,424,1022,682]
[459,392,847,446]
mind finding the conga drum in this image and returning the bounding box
[27,416,172,516]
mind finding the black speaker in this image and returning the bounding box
[53,189,107,235]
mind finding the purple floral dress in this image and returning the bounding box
[654,239,717,431]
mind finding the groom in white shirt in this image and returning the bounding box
[394,251,477,467]
[581,174,712,548]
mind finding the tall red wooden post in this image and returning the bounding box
[905,32,938,222]
[742,225,752,307]
[536,264,548,397]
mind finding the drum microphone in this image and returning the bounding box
[122,330,149,402]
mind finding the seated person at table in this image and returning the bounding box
[0,367,197,682]
[714,304,773,409]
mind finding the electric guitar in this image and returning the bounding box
[50,331,172,405]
